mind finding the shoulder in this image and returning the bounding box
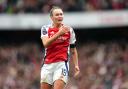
[67,26,74,34]
[41,24,52,35]
[41,24,52,30]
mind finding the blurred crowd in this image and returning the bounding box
[0,40,128,89]
[0,0,128,14]
[67,41,128,89]
[0,43,42,89]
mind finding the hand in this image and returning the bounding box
[58,25,70,36]
[74,66,80,78]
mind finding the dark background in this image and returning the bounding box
[0,26,128,46]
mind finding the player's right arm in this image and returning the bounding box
[41,25,69,48]
[41,32,61,48]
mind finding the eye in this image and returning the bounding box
[55,13,59,16]
[60,13,63,16]
[55,13,63,16]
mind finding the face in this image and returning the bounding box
[51,9,64,25]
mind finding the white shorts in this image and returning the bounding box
[40,61,69,85]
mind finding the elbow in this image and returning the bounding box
[42,40,49,48]
[43,41,51,48]
[41,38,51,48]
[43,43,49,48]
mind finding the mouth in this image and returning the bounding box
[58,17,63,21]
[58,19,63,21]
[55,17,63,23]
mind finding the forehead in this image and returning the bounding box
[52,9,63,14]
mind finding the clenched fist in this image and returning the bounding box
[58,25,70,36]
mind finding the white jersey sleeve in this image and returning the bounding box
[41,25,51,38]
[70,27,76,44]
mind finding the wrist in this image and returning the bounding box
[55,32,62,38]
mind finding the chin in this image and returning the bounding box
[57,22,62,24]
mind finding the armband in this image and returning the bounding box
[70,44,76,48]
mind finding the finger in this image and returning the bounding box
[74,71,80,78]
[63,25,70,30]
[75,66,80,71]
[65,26,70,31]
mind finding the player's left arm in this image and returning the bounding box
[69,27,80,77]
[70,47,80,77]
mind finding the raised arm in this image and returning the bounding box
[41,25,70,48]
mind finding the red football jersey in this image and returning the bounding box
[41,24,76,64]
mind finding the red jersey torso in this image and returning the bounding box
[45,27,70,64]
[41,24,76,64]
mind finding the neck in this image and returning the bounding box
[53,23,62,28]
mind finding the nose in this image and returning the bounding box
[58,14,63,18]
[58,17,63,19]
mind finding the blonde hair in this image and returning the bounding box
[50,6,62,16]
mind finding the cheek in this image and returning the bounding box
[51,18,57,22]
[58,17,63,20]
[53,17,58,20]
[51,16,56,20]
